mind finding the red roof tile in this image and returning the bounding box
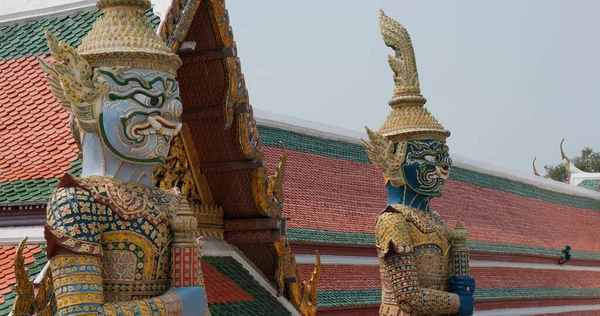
[202,260,253,304]
[0,56,78,182]
[265,146,600,253]
[297,264,381,292]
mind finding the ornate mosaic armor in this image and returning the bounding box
[376,205,457,315]
[45,174,192,311]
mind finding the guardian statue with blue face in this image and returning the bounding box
[37,0,208,315]
[362,11,475,316]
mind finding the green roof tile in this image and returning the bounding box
[203,256,292,316]
[475,288,600,300]
[287,227,600,260]
[0,160,81,203]
[0,8,160,60]
[578,179,600,191]
[318,290,380,308]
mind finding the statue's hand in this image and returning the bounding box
[450,276,475,296]
[450,276,475,316]
[171,286,208,316]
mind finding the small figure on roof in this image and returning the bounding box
[362,10,475,316]
[13,0,209,315]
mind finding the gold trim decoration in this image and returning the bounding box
[154,132,223,238]
[193,204,224,239]
[362,128,407,187]
[251,143,286,217]
[78,0,181,75]
[38,31,107,133]
[375,10,450,143]
[159,0,202,53]
[208,0,241,128]
[12,238,34,316]
[12,238,56,316]
[237,110,259,160]
[274,236,321,316]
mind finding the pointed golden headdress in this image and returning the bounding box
[77,0,181,75]
[377,10,449,143]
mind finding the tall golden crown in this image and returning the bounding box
[377,10,449,143]
[77,0,181,74]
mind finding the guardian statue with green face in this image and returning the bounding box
[362,11,475,316]
[38,0,208,315]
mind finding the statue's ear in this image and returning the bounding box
[40,29,107,133]
[362,127,407,187]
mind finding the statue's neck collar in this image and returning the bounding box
[80,133,158,187]
[387,183,431,212]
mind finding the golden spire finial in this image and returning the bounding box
[376,10,449,143]
[77,0,181,75]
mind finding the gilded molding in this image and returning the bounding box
[159,0,201,53]
[207,0,245,128]
[251,143,286,217]
[274,236,321,316]
[193,203,224,239]
[12,238,56,316]
[154,132,223,238]
[12,238,34,316]
[237,111,261,160]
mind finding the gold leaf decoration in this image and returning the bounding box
[274,236,321,316]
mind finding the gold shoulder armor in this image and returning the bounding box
[375,205,413,257]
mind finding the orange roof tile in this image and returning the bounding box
[202,260,253,304]
[0,56,78,182]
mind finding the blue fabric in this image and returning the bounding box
[172,287,208,316]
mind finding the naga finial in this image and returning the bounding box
[380,9,424,106]
[560,138,570,163]
[533,157,541,177]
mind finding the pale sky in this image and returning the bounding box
[3,0,599,175]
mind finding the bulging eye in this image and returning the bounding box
[424,155,442,163]
[133,93,163,107]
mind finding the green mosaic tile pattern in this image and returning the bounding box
[0,246,49,316]
[287,227,600,260]
[475,288,600,300]
[287,227,375,246]
[0,160,81,203]
[578,179,600,191]
[316,288,600,308]
[258,125,370,163]
[0,9,159,60]
[258,125,600,211]
[203,256,292,316]
[318,290,380,308]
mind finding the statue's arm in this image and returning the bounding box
[45,186,184,316]
[49,252,182,316]
[375,212,460,315]
[383,250,460,314]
